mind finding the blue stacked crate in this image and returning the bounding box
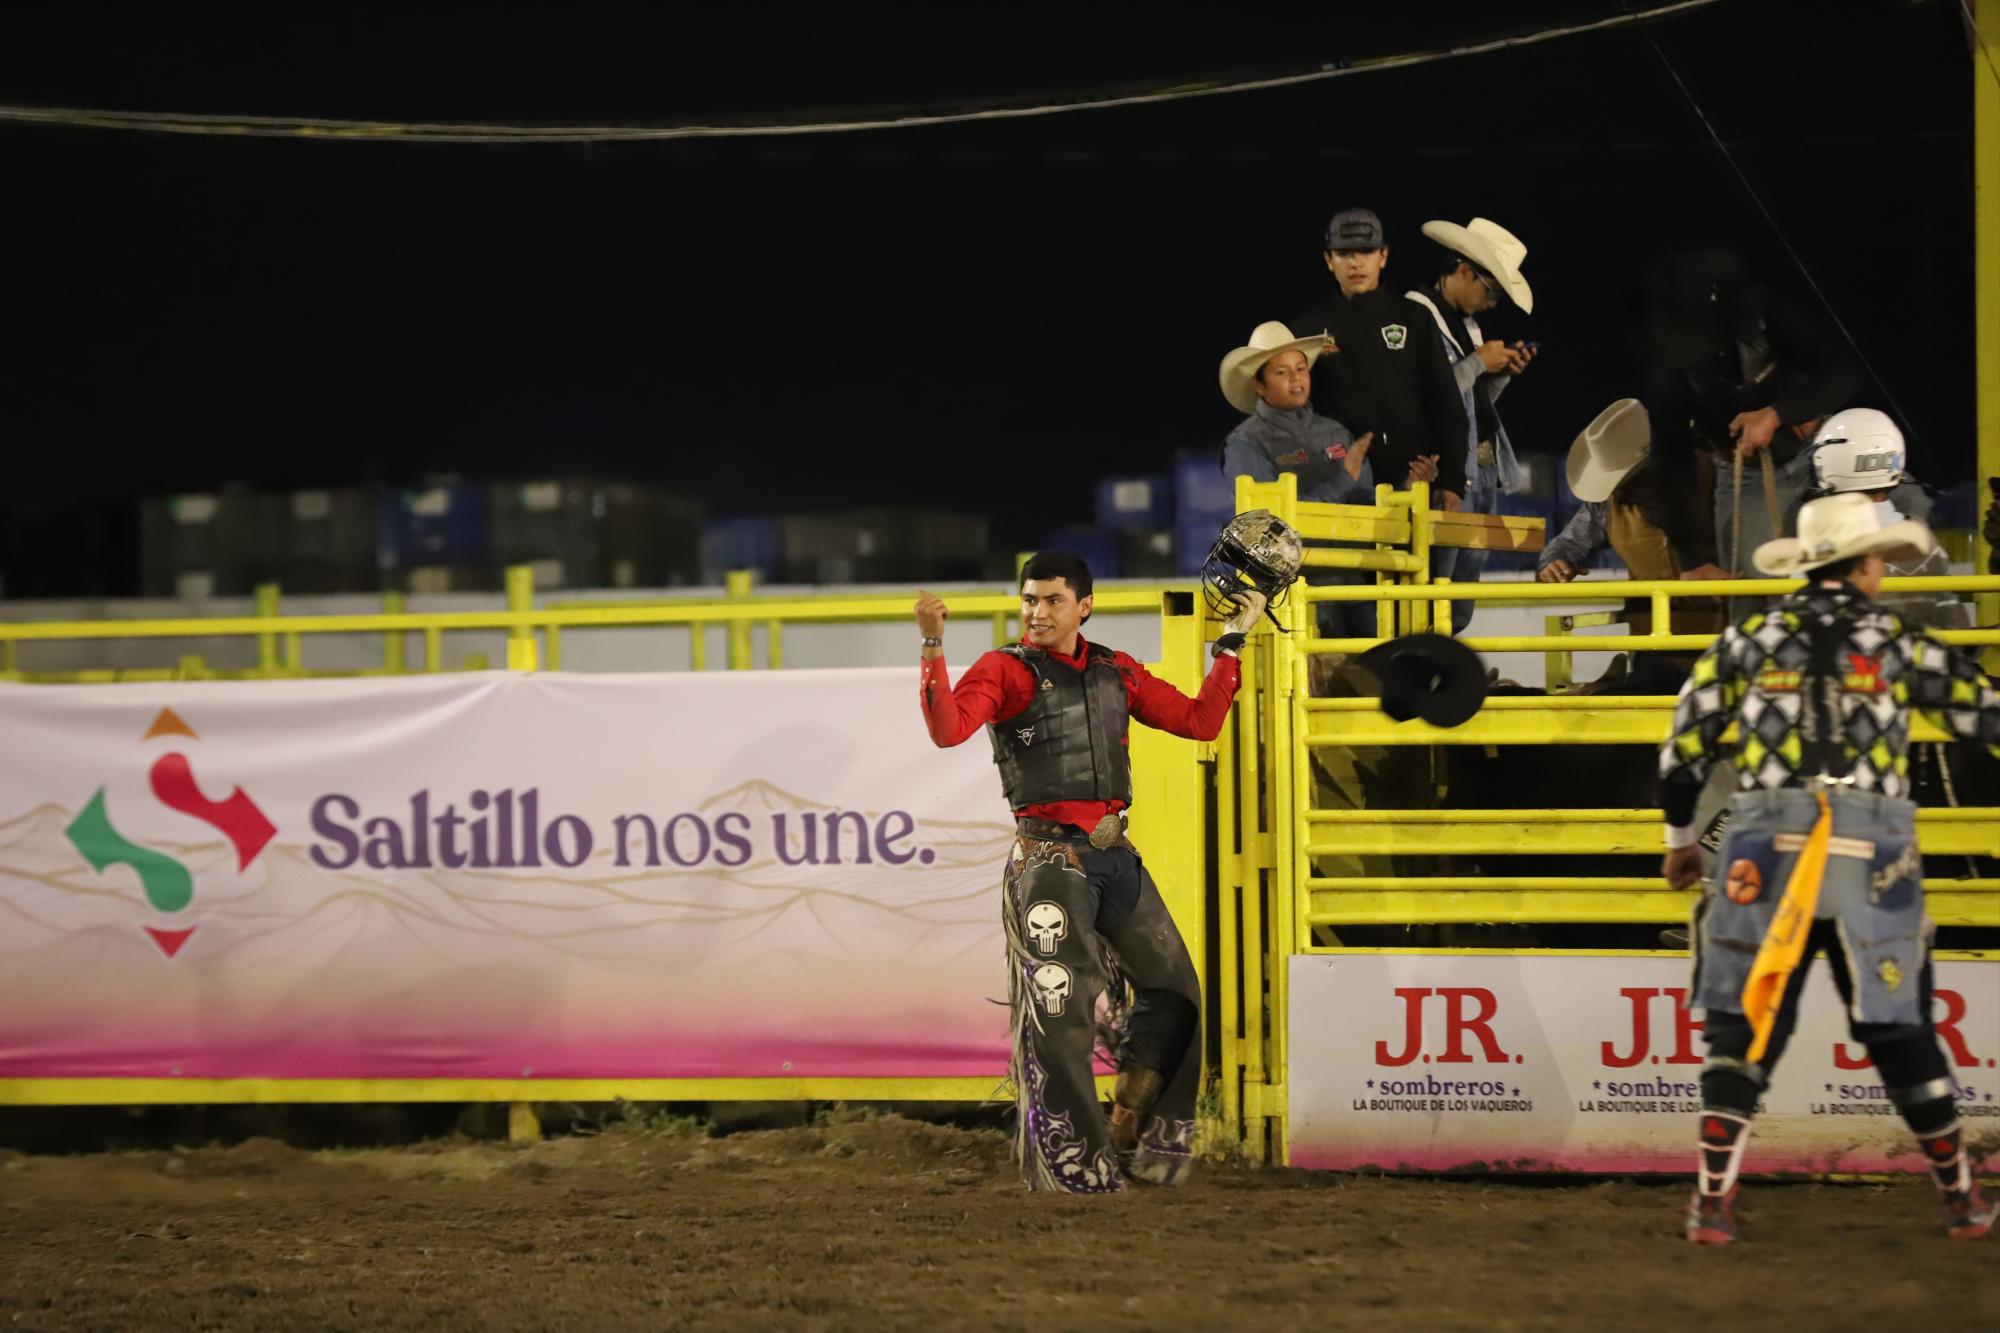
[1094,475,1172,533]
[375,483,493,592]
[1095,474,1172,582]
[1174,452,1236,576]
[700,517,782,585]
[1037,526,1120,580]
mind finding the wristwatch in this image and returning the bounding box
[1211,631,1247,658]
[920,636,943,648]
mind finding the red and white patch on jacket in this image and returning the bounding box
[1842,653,1886,694]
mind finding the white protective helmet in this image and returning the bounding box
[1809,408,1905,496]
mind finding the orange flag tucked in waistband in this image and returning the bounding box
[1741,790,1832,1065]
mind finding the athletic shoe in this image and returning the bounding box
[1685,1187,1737,1245]
[1941,1182,1996,1241]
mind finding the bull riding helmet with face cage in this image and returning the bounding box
[1202,509,1304,626]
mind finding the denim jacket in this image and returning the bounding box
[1405,289,1523,500]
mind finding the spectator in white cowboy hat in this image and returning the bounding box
[1218,321,1374,504]
[1406,216,1538,633]
[1294,208,1469,516]
[1539,398,1725,589]
[1217,320,1384,641]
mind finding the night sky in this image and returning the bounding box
[1,2,1983,583]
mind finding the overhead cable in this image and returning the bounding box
[1643,28,1937,471]
[0,1,1721,145]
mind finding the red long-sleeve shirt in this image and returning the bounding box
[919,636,1241,828]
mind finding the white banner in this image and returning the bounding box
[0,671,1015,1082]
[1289,953,1999,1175]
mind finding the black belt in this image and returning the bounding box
[1015,812,1127,849]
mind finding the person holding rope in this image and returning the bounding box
[913,544,1273,1192]
[1643,250,1865,613]
[1659,492,2000,1245]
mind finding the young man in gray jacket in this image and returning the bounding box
[1218,321,1374,504]
[1217,321,1395,640]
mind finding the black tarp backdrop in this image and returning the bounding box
[0,2,1980,591]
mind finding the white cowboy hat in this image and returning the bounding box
[1219,321,1332,415]
[1753,491,1935,577]
[1565,399,1650,503]
[1421,217,1534,313]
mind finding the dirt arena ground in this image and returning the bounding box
[1,1113,1993,1332]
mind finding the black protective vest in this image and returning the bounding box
[986,642,1133,810]
[1798,602,1864,781]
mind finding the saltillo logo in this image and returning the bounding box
[62,707,275,960]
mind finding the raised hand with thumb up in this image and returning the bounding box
[914,589,949,641]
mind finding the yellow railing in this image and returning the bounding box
[1218,470,2000,1164]
[6,484,1996,1157]
[0,568,1219,1129]
[0,571,1185,680]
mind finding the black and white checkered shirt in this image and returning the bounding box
[1659,581,2000,835]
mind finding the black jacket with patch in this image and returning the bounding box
[1294,285,1470,500]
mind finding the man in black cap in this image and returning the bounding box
[1295,208,1471,513]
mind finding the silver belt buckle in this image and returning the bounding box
[1088,813,1123,850]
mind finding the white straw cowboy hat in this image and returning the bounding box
[1565,399,1650,503]
[1753,491,1935,577]
[1421,216,1534,313]
[1219,321,1332,415]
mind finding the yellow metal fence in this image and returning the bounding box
[0,572,1213,1130]
[1214,471,2000,1163]
[5,492,1997,1161]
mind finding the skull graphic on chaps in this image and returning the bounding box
[1025,901,1068,956]
[1031,963,1072,1017]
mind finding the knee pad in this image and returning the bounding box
[1700,1063,1762,1116]
[1701,1008,1754,1062]
[1864,1028,1953,1112]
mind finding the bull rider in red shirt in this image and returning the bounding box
[915,549,1264,1193]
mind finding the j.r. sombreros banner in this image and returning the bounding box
[1290,953,1998,1175]
[0,672,1015,1081]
